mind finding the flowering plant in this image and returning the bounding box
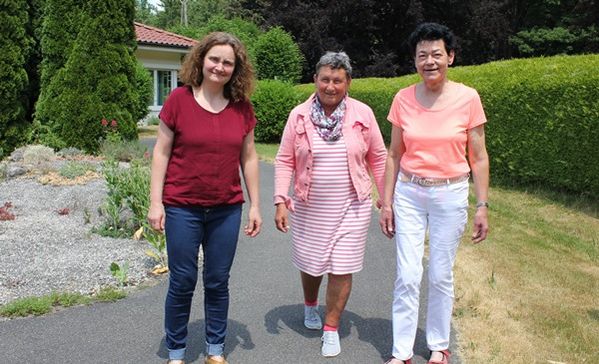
[101,118,121,144]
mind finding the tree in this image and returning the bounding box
[254,27,304,83]
[42,0,141,152]
[0,0,32,157]
[34,0,86,133]
[135,0,158,25]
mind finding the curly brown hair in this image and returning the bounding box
[179,32,255,102]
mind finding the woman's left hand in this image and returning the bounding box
[244,205,262,237]
[471,207,489,243]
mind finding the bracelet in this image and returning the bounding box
[476,201,489,209]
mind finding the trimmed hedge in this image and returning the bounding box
[253,54,599,198]
[251,80,303,143]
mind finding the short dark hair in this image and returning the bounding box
[408,22,456,57]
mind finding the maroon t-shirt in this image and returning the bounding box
[159,86,257,207]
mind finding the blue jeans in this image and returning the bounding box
[164,204,242,360]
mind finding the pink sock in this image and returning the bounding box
[304,300,318,307]
[323,324,337,332]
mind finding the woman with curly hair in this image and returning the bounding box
[148,32,262,364]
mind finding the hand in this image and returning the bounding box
[147,203,165,232]
[275,203,290,233]
[379,204,395,239]
[471,207,489,243]
[244,205,262,237]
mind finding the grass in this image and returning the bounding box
[137,124,158,138]
[255,143,599,362]
[0,288,126,318]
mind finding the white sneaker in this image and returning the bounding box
[304,305,322,330]
[321,330,341,357]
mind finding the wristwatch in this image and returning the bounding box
[476,201,489,209]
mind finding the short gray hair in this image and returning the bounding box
[315,51,352,78]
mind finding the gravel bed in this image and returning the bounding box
[0,175,157,306]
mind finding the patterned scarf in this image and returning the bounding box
[310,94,346,141]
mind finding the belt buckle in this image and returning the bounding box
[418,178,434,187]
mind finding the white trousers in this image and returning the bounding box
[391,179,469,360]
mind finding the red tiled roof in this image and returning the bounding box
[135,22,198,48]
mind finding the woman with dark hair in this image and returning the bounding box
[274,51,387,358]
[148,32,262,364]
[380,23,489,364]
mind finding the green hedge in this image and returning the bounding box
[253,54,599,198]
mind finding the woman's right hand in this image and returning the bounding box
[379,204,395,239]
[275,203,290,233]
[147,202,165,232]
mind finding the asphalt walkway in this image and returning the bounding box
[0,161,461,364]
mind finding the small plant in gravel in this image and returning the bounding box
[22,144,55,165]
[109,261,129,287]
[57,208,70,215]
[57,147,85,158]
[0,202,15,221]
[97,157,150,237]
[59,160,97,179]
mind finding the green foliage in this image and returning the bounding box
[40,0,140,153]
[98,157,151,237]
[0,0,32,158]
[0,292,92,318]
[100,134,147,162]
[59,161,97,179]
[110,261,129,287]
[254,27,304,83]
[446,54,599,198]
[252,80,302,143]
[143,225,167,267]
[510,27,578,56]
[94,286,127,302]
[132,60,153,122]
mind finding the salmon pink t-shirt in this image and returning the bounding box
[159,86,257,207]
[387,83,487,178]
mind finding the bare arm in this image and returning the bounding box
[379,125,404,239]
[468,124,489,243]
[148,121,174,232]
[240,129,262,237]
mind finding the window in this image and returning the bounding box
[158,70,172,106]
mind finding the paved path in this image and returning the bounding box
[0,161,461,364]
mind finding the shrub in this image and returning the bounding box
[254,27,304,83]
[132,60,153,122]
[40,0,140,153]
[0,0,31,158]
[447,55,599,198]
[252,80,302,143]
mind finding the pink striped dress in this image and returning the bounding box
[290,133,372,276]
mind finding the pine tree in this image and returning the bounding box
[0,0,32,157]
[43,0,140,153]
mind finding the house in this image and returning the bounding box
[134,22,198,118]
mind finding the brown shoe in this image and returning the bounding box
[427,349,450,364]
[205,356,228,364]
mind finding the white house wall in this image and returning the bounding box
[135,46,190,121]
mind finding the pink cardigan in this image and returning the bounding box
[274,95,387,211]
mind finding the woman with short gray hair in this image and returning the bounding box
[274,51,387,358]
